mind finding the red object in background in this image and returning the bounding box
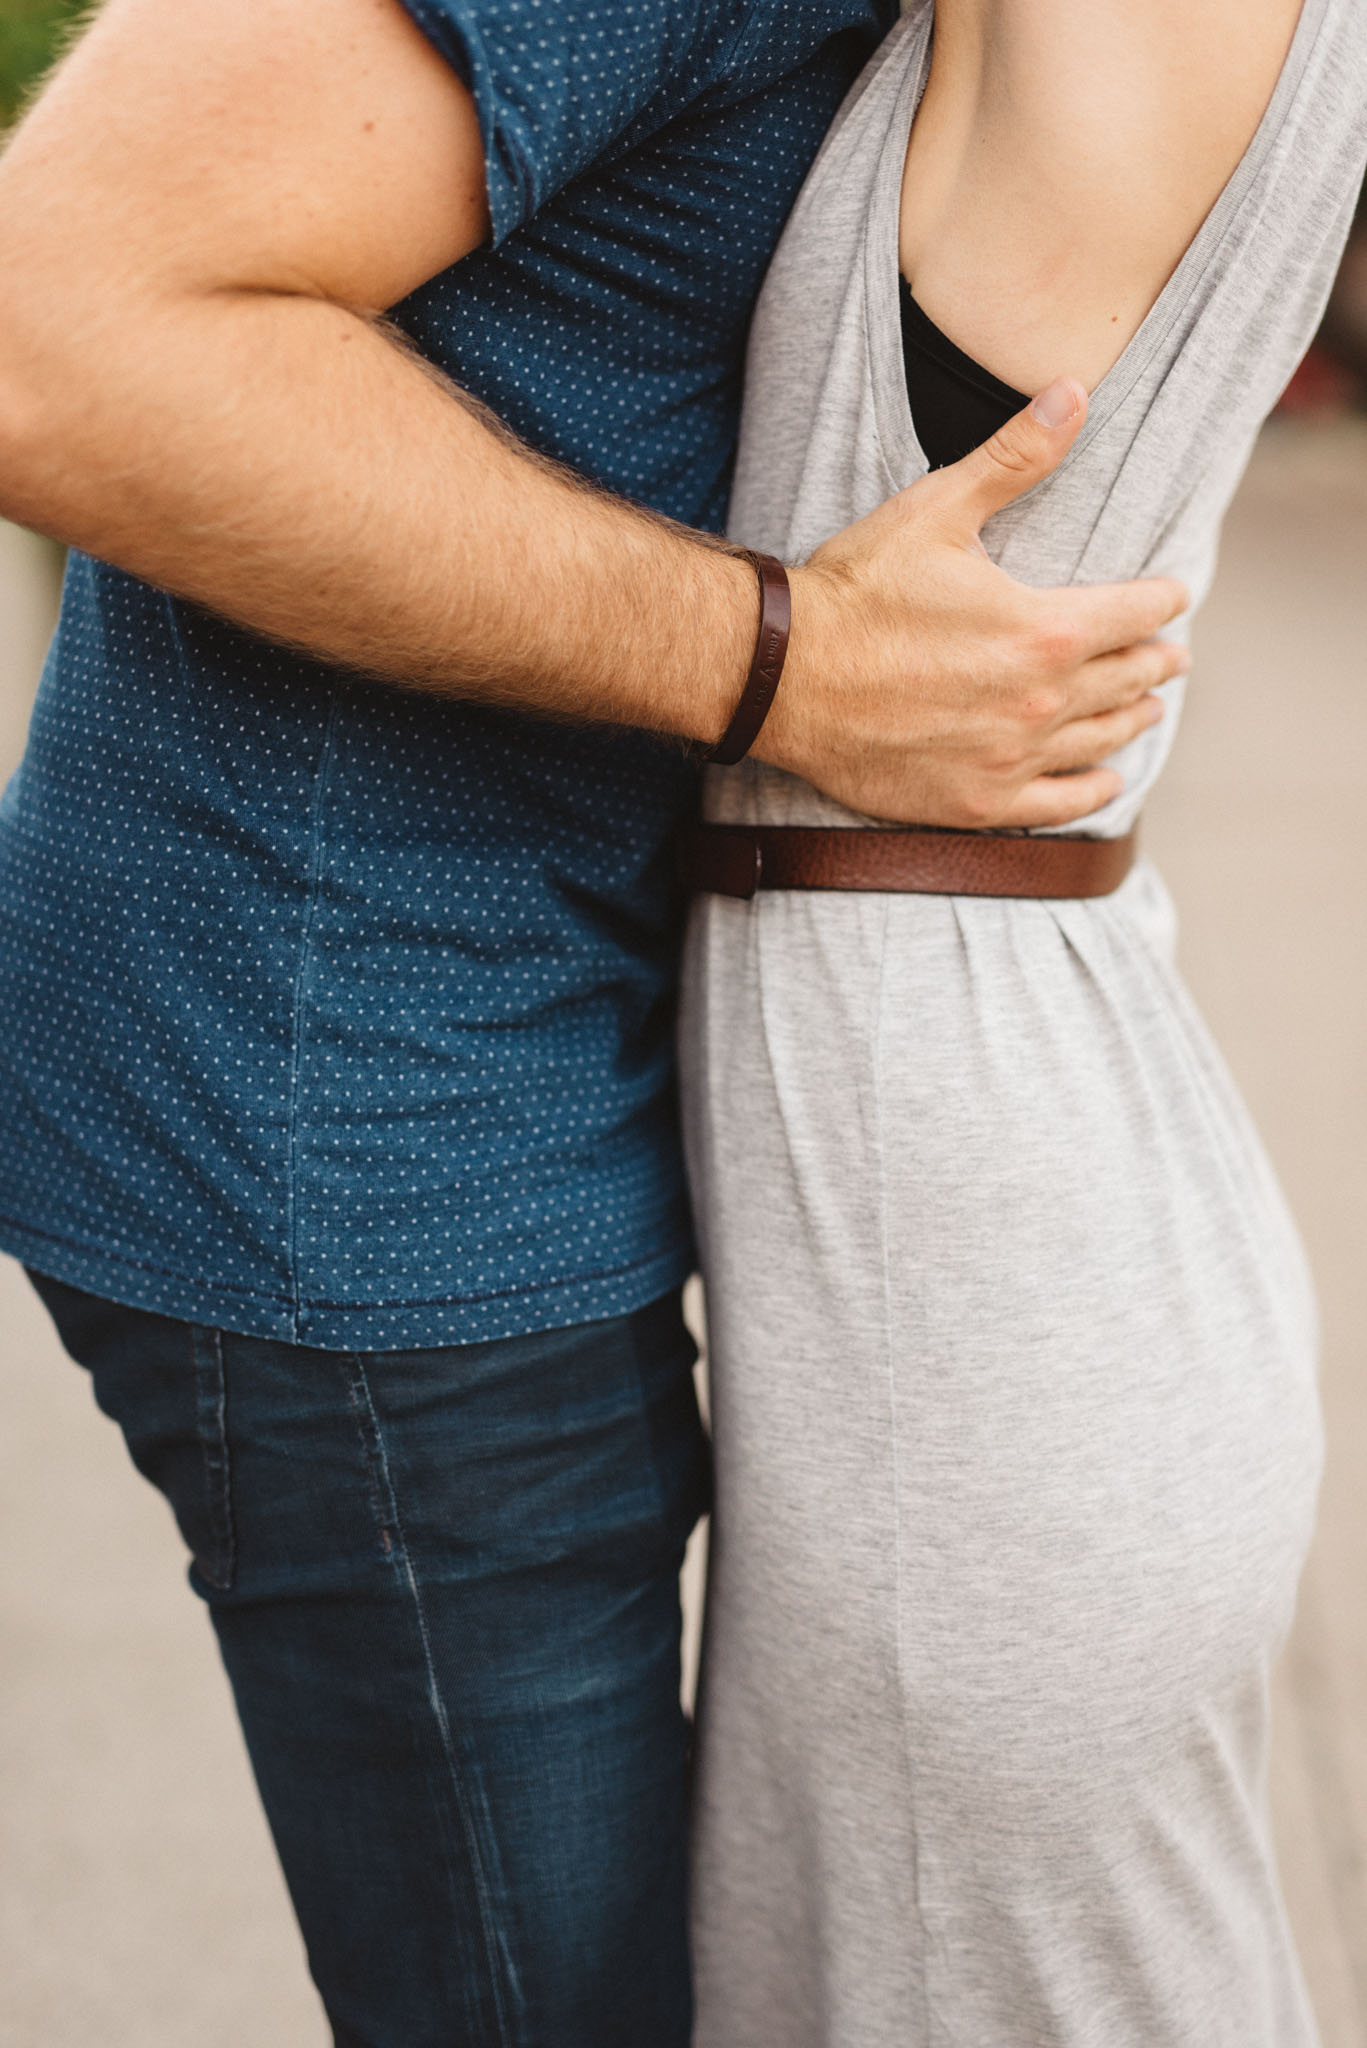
[1277,343,1363,417]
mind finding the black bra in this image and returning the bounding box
[899,275,1028,469]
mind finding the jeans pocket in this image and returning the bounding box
[189,1324,236,1592]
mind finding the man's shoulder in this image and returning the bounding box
[395,0,896,247]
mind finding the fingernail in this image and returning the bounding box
[1030,377,1083,429]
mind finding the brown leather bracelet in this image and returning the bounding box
[700,552,792,766]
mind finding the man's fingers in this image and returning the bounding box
[1068,639,1189,718]
[994,768,1127,832]
[1062,577,1191,661]
[933,378,1089,533]
[1044,693,1165,772]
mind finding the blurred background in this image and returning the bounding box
[0,0,80,127]
[3,5,1367,2045]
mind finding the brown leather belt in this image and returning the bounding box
[679,822,1139,900]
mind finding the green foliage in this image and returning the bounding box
[0,0,87,128]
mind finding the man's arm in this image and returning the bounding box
[0,0,1188,829]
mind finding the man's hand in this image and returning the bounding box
[763,379,1188,829]
[0,0,1181,832]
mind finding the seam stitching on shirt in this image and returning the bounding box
[709,0,786,89]
[0,1212,292,1302]
[0,1209,683,1317]
[297,1245,684,1312]
[285,691,343,1339]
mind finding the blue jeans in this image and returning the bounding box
[27,1270,708,2048]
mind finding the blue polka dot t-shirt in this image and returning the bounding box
[0,0,894,1348]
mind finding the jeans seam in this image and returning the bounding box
[190,1324,235,1591]
[338,1350,516,2048]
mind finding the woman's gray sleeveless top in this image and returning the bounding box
[712,0,1367,837]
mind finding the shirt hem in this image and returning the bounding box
[0,1215,692,1352]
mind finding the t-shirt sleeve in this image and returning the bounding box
[396,0,736,246]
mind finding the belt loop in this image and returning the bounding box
[723,829,762,900]
[679,825,763,898]
[747,836,763,899]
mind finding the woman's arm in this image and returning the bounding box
[900,0,1305,393]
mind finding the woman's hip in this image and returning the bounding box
[680,881,1322,1697]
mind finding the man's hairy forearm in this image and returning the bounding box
[0,283,755,741]
[0,0,1192,832]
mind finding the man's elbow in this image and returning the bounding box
[0,342,63,535]
[0,255,123,544]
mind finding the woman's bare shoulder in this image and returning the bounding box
[899,0,1306,393]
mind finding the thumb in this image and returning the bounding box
[937,376,1089,534]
